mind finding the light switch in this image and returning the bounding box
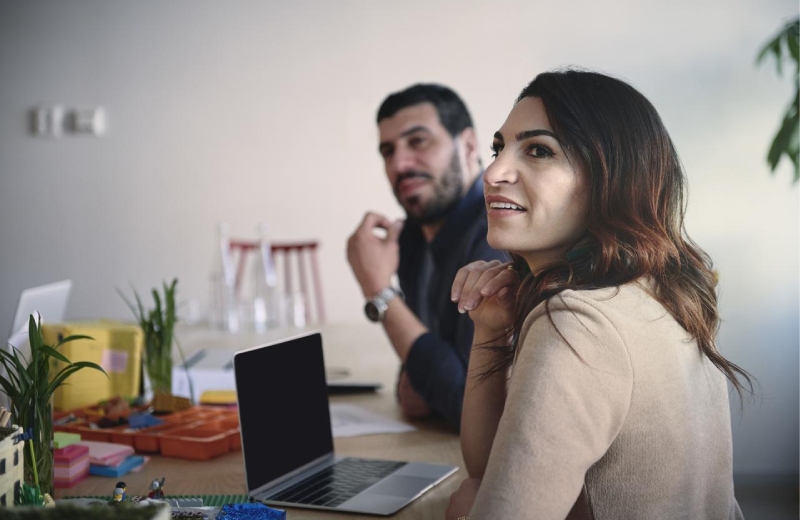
[70,107,106,136]
[31,105,64,137]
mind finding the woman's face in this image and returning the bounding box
[485,96,589,271]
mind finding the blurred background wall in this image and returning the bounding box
[0,0,797,483]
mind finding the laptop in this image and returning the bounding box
[7,279,72,343]
[233,331,458,515]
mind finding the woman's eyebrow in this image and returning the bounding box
[493,131,504,142]
[515,129,557,141]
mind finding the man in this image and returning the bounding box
[347,84,508,430]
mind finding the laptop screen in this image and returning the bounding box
[9,279,71,338]
[234,332,334,492]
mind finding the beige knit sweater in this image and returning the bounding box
[469,282,743,519]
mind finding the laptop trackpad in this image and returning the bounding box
[364,476,435,498]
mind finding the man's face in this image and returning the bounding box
[378,103,464,225]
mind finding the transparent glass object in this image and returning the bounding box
[250,223,280,332]
[210,223,239,333]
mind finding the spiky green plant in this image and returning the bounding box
[757,17,799,183]
[118,279,180,397]
[0,315,106,495]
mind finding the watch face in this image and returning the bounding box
[364,302,381,322]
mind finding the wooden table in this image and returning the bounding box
[54,322,465,519]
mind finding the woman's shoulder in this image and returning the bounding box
[520,280,659,338]
[515,283,645,381]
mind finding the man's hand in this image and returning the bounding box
[445,478,481,520]
[397,368,432,419]
[347,212,404,298]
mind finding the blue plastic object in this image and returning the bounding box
[217,503,287,519]
[89,455,145,478]
[128,412,164,429]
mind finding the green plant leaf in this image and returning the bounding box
[18,382,35,415]
[756,36,782,67]
[152,289,164,332]
[0,372,19,401]
[45,362,106,400]
[119,278,179,396]
[117,285,146,328]
[0,347,22,380]
[789,28,799,64]
[54,334,93,348]
[0,361,21,396]
[767,101,799,170]
[38,345,71,365]
[70,361,107,375]
[10,347,32,389]
[174,335,194,404]
[758,18,800,183]
[27,315,41,355]
[135,290,147,325]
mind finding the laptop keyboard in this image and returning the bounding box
[266,458,407,508]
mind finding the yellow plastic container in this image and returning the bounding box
[42,321,142,410]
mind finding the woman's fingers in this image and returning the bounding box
[451,260,502,301]
[451,261,513,313]
[461,263,515,312]
[479,266,519,297]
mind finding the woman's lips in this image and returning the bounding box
[486,197,527,217]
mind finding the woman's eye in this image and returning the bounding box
[527,144,554,158]
[490,144,502,158]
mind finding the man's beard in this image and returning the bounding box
[394,148,464,226]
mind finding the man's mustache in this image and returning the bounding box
[394,171,433,192]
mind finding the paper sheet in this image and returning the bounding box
[172,367,235,401]
[330,403,416,438]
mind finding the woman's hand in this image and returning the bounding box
[445,478,481,520]
[451,260,519,341]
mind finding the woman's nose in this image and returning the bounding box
[484,154,517,185]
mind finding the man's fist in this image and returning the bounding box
[347,212,404,298]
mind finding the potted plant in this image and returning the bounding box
[120,278,191,407]
[0,315,106,497]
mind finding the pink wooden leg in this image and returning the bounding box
[310,247,325,323]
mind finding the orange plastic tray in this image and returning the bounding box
[159,427,231,460]
[54,406,240,460]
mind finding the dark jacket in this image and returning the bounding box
[398,174,509,430]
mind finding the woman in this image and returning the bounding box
[446,70,749,519]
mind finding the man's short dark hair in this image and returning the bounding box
[377,84,474,138]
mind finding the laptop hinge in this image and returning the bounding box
[251,453,338,500]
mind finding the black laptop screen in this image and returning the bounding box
[234,332,334,491]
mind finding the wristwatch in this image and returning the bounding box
[364,286,403,322]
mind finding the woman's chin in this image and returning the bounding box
[487,231,521,254]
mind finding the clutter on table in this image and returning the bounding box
[55,405,240,461]
[57,491,286,519]
[54,443,89,488]
[148,477,165,499]
[41,321,143,411]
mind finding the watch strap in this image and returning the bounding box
[365,285,403,322]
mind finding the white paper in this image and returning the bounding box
[172,367,235,401]
[330,403,416,438]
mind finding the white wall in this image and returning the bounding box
[0,0,797,477]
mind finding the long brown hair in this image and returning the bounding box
[488,69,752,398]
